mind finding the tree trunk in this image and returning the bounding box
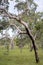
[13,18,39,63]
[25,27,39,63]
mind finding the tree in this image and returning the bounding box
[0,0,40,63]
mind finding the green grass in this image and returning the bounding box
[0,46,43,65]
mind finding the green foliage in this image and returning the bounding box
[0,18,9,31]
[15,2,27,11]
[35,22,41,30]
[15,0,36,12]
[0,19,9,29]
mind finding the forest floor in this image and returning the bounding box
[0,46,43,65]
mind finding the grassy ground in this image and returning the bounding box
[0,46,43,65]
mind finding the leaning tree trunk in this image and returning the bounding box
[25,27,39,63]
[16,19,39,63]
[13,18,39,63]
[17,19,39,63]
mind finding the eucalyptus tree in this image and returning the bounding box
[14,0,39,62]
[0,0,40,63]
